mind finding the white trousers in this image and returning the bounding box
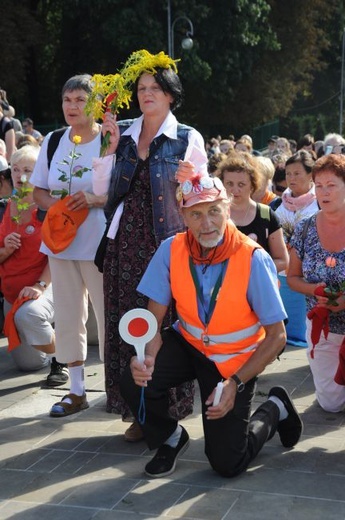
[306,318,345,413]
[49,257,104,363]
[4,286,54,372]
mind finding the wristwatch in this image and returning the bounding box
[230,374,245,393]
[35,280,47,290]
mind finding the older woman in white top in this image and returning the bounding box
[31,74,107,417]
[275,150,319,346]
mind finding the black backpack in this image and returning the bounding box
[46,127,104,167]
[47,128,67,168]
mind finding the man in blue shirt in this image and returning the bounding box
[120,168,303,479]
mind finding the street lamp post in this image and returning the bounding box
[340,28,345,135]
[167,0,194,58]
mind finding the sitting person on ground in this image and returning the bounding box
[0,145,68,385]
[288,154,345,413]
[120,168,303,479]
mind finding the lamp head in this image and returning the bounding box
[181,36,193,50]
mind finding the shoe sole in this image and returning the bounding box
[46,379,69,387]
[124,433,145,443]
[145,439,190,478]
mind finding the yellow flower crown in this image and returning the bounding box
[121,49,179,86]
[85,50,179,121]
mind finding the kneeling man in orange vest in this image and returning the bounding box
[120,161,303,478]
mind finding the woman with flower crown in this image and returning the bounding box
[95,50,208,441]
[30,74,107,417]
[288,153,345,413]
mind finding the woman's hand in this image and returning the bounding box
[102,112,120,155]
[4,232,21,250]
[65,191,107,210]
[329,295,345,313]
[130,355,155,387]
[18,285,43,300]
[205,378,237,420]
[65,191,90,210]
[175,160,196,183]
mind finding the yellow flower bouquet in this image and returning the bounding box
[85,49,179,157]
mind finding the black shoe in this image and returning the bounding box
[46,357,69,387]
[269,386,303,448]
[145,426,189,478]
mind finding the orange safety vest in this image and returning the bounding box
[170,233,266,378]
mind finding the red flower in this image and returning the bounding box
[105,92,118,109]
[191,174,203,193]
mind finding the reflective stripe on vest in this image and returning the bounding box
[208,343,258,363]
[178,315,261,345]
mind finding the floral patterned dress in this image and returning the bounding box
[103,159,194,419]
[291,215,345,334]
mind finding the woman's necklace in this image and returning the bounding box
[232,202,253,226]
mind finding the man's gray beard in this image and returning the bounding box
[198,236,220,249]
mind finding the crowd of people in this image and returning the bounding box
[1,50,345,480]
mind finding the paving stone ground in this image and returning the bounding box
[0,337,344,520]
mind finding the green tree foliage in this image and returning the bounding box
[226,0,338,132]
[0,0,342,139]
[0,0,41,109]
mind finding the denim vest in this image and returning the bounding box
[105,119,192,245]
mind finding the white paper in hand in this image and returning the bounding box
[184,131,208,175]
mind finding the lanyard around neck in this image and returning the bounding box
[189,257,226,325]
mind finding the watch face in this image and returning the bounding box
[231,374,245,392]
[237,381,245,393]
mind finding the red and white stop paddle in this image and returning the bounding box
[118,309,158,363]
